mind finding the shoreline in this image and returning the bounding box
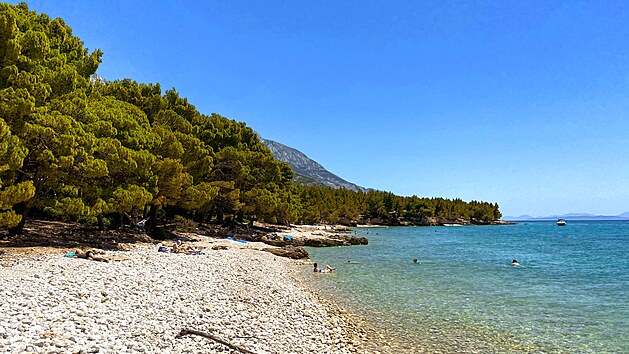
[280,225,410,353]
[293,271,412,354]
[0,231,380,353]
[0,221,542,353]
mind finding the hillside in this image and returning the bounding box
[261,138,366,191]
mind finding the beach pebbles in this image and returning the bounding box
[0,243,359,353]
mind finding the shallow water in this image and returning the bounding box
[306,221,629,353]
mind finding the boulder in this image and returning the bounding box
[302,238,346,247]
[348,236,368,245]
[263,246,309,259]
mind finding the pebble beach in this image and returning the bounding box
[0,236,372,354]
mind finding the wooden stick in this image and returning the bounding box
[177,329,257,354]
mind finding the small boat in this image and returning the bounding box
[556,219,567,226]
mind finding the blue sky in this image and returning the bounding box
[19,0,629,217]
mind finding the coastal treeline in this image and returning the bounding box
[296,186,501,224]
[0,3,501,234]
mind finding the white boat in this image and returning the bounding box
[556,219,567,226]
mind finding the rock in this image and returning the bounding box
[301,238,346,247]
[348,236,368,245]
[263,246,309,259]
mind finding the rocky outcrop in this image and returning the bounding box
[302,236,368,247]
[348,236,369,245]
[262,235,368,248]
[301,238,346,247]
[364,215,515,226]
[263,245,309,259]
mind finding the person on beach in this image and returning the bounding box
[512,259,520,267]
[172,241,203,255]
[313,263,335,273]
[74,249,109,262]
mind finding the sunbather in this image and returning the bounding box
[74,249,109,262]
[172,241,202,255]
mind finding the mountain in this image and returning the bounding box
[557,213,596,218]
[89,73,107,84]
[505,214,533,220]
[503,212,629,221]
[261,138,366,191]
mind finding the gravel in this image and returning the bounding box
[0,239,364,354]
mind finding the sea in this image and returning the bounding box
[305,221,629,353]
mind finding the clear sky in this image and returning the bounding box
[17,0,629,217]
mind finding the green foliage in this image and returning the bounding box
[111,185,153,213]
[294,186,502,224]
[0,3,502,232]
[0,117,34,228]
[0,180,34,227]
[180,182,219,213]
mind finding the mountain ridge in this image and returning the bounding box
[261,138,366,191]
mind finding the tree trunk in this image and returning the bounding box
[196,211,208,226]
[97,214,105,231]
[143,205,150,219]
[114,212,123,229]
[8,202,30,236]
[146,204,160,237]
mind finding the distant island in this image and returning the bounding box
[503,212,629,221]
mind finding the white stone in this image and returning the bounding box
[0,239,363,354]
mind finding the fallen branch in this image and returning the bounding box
[176,329,257,354]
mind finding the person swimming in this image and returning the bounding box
[512,259,520,266]
[413,258,418,264]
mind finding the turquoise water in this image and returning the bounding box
[306,221,629,353]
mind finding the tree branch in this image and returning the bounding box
[176,329,257,354]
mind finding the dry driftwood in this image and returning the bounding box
[176,329,257,354]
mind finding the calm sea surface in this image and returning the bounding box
[305,221,629,353]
